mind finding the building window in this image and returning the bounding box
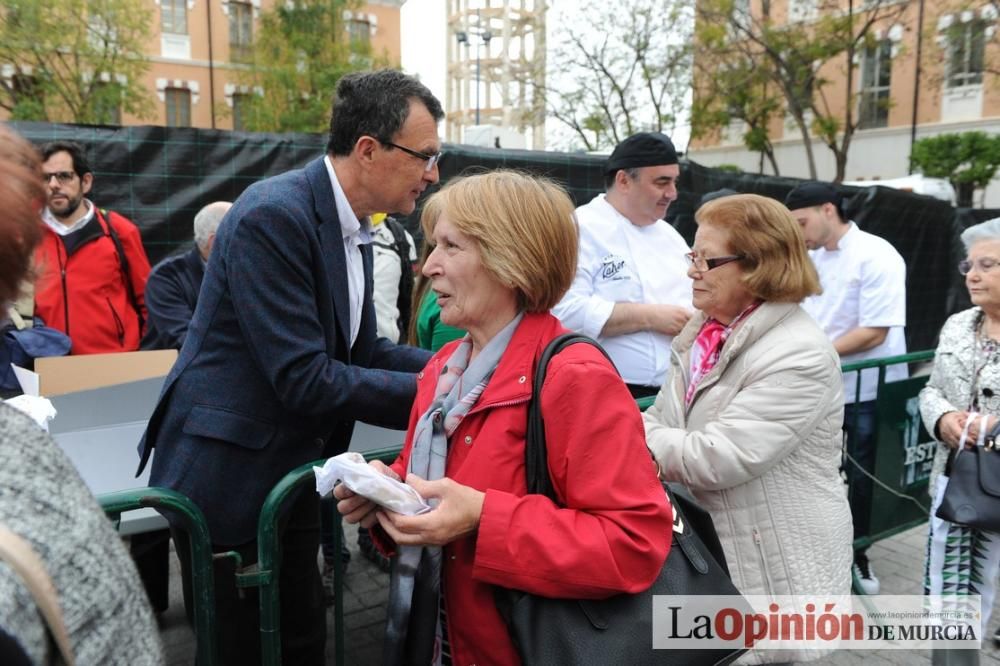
[165,87,191,126]
[232,92,251,130]
[859,38,891,129]
[787,0,817,22]
[946,19,987,88]
[161,0,187,35]
[347,18,371,47]
[229,1,253,62]
[92,82,121,125]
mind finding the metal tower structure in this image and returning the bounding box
[446,0,546,150]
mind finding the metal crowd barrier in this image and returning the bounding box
[841,350,936,595]
[98,487,218,666]
[245,446,403,666]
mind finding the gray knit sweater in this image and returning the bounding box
[0,402,163,664]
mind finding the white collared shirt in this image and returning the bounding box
[552,194,692,387]
[802,221,908,403]
[42,199,95,236]
[324,156,371,348]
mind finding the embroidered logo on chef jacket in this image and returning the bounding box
[600,254,631,281]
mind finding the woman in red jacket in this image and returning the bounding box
[336,171,671,665]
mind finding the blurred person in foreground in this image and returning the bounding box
[643,194,852,664]
[336,171,671,665]
[0,124,162,664]
[920,218,1000,663]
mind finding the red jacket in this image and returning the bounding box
[34,207,151,355]
[382,312,671,666]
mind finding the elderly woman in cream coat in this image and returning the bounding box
[643,194,853,664]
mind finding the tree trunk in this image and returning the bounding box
[957,182,976,208]
[765,148,781,176]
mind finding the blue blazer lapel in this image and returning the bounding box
[307,157,352,350]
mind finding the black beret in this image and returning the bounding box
[606,132,678,173]
[783,181,841,211]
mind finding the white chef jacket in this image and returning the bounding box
[552,194,692,387]
[802,222,908,404]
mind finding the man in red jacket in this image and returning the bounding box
[34,140,150,354]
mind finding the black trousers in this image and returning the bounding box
[172,488,326,666]
[626,383,660,400]
[129,528,171,612]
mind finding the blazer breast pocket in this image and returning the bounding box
[182,404,277,450]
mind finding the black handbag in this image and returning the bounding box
[494,333,751,666]
[935,417,1000,531]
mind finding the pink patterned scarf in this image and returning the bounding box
[685,301,761,406]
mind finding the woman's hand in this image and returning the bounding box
[375,475,485,547]
[334,460,400,529]
[964,413,999,446]
[938,411,970,449]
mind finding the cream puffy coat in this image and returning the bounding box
[643,302,853,664]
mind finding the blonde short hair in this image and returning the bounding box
[421,171,578,312]
[696,194,821,302]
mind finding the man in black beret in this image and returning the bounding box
[553,132,693,399]
[784,180,908,597]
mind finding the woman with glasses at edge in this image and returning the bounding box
[921,218,1000,663]
[643,194,853,664]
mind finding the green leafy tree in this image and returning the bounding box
[0,0,153,123]
[910,132,1000,207]
[691,52,783,175]
[538,0,693,152]
[694,0,907,181]
[234,0,389,133]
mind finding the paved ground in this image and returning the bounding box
[158,522,1000,665]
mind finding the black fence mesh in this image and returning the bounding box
[9,121,978,352]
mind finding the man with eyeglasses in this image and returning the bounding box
[136,69,437,666]
[33,140,151,354]
[553,132,693,399]
[785,181,908,597]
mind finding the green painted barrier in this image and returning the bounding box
[841,350,936,595]
[99,487,218,666]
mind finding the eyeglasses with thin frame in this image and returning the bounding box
[959,257,1000,275]
[381,140,442,172]
[685,252,745,272]
[43,171,77,185]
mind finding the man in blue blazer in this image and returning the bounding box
[136,70,441,665]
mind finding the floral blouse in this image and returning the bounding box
[920,306,1000,495]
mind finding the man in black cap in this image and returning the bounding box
[553,132,692,398]
[784,181,908,596]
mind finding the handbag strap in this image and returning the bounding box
[956,412,989,460]
[0,525,75,666]
[525,333,616,501]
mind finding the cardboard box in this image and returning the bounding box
[34,349,178,396]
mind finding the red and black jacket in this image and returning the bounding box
[33,207,151,355]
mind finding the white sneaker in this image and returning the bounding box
[853,558,880,595]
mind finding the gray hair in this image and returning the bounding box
[961,217,1000,252]
[193,201,231,251]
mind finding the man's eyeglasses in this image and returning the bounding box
[382,140,441,172]
[685,252,745,272]
[43,171,77,185]
[959,257,1000,275]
